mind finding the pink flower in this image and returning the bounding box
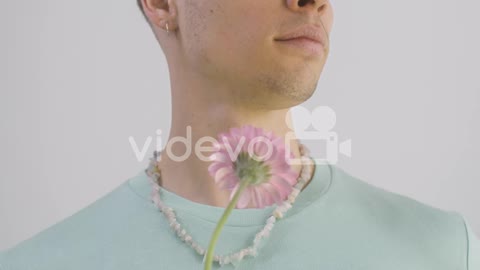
[208,125,299,209]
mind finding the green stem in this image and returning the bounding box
[203,179,250,270]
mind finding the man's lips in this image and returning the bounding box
[277,37,323,44]
[275,37,325,56]
[274,24,327,46]
[274,24,327,56]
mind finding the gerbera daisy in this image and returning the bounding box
[208,125,299,208]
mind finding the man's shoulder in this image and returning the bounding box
[330,164,465,230]
[328,165,470,267]
[0,175,148,269]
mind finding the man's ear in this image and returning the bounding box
[141,0,178,31]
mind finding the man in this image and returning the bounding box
[1,0,478,269]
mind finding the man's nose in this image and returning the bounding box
[286,0,328,13]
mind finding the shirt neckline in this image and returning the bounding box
[127,159,333,227]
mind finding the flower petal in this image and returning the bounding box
[262,182,282,206]
[258,184,275,206]
[236,188,251,209]
[277,170,300,186]
[270,176,293,200]
[230,127,242,138]
[220,136,241,158]
[265,130,274,140]
[209,152,233,163]
[268,159,290,173]
[254,139,270,160]
[229,183,240,202]
[208,161,229,176]
[218,174,239,190]
[252,186,266,208]
[214,167,234,184]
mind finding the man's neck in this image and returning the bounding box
[156,107,307,209]
[155,67,314,208]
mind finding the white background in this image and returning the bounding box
[1,0,479,251]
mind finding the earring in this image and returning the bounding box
[166,22,170,33]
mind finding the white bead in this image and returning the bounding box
[267,216,276,223]
[232,253,241,261]
[265,222,273,230]
[274,210,283,219]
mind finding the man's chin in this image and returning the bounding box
[283,83,317,103]
[262,87,317,110]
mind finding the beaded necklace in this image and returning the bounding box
[144,143,315,267]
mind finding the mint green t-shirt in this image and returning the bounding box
[0,163,478,269]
